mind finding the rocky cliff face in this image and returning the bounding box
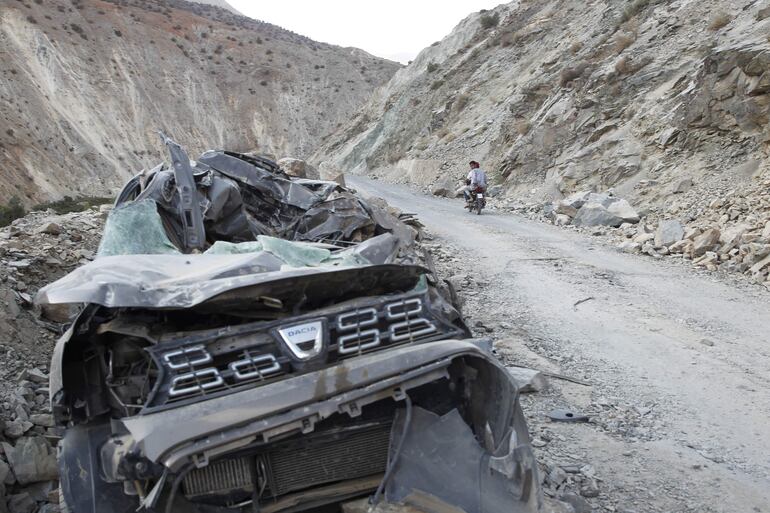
[0,0,399,204]
[314,0,770,219]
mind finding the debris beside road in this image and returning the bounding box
[495,177,770,289]
[0,209,106,512]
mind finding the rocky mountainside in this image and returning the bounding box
[189,0,242,16]
[0,0,399,204]
[314,0,770,236]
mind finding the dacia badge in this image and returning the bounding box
[277,320,325,360]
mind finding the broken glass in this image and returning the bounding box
[97,199,180,257]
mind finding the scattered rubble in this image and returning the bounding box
[494,176,770,290]
[0,209,105,512]
[548,192,640,228]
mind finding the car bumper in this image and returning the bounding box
[120,339,488,472]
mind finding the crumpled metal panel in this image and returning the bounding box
[36,255,426,309]
[118,340,485,467]
[119,144,417,253]
[385,407,540,513]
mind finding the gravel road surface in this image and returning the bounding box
[350,176,770,513]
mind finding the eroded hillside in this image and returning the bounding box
[0,0,399,203]
[314,0,770,220]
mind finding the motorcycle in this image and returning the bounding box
[465,185,486,215]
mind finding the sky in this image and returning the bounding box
[227,0,504,63]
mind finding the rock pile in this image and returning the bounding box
[546,191,640,228]
[497,176,770,288]
[0,369,61,513]
[613,177,770,288]
[0,207,105,513]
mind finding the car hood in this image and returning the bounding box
[35,255,426,309]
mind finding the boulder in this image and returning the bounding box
[34,222,62,236]
[658,127,680,147]
[277,158,320,179]
[692,228,721,257]
[572,202,623,227]
[18,368,47,385]
[585,192,616,208]
[430,177,455,197]
[633,232,654,244]
[693,251,718,269]
[718,224,750,254]
[3,421,32,439]
[654,220,684,247]
[554,201,578,217]
[2,437,58,485]
[606,199,640,223]
[618,241,640,252]
[668,239,692,254]
[562,191,592,209]
[750,253,770,274]
[673,178,693,194]
[683,226,701,240]
[7,493,35,513]
[29,415,54,428]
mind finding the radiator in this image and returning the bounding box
[182,422,391,502]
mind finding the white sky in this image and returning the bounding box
[227,0,503,63]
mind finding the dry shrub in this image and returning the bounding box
[480,12,500,29]
[615,56,631,74]
[499,32,517,47]
[514,119,531,135]
[454,93,470,111]
[559,62,588,86]
[708,12,733,31]
[613,31,636,54]
[620,0,651,22]
[614,55,652,75]
[495,26,521,47]
[570,41,583,54]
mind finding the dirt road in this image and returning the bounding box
[350,176,770,513]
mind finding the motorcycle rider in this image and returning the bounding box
[464,160,487,205]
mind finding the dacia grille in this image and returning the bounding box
[145,295,460,410]
[330,297,440,358]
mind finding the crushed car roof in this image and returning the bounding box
[36,135,427,310]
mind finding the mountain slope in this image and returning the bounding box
[189,0,243,16]
[0,0,399,204]
[313,0,770,216]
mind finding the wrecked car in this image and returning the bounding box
[37,135,542,513]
